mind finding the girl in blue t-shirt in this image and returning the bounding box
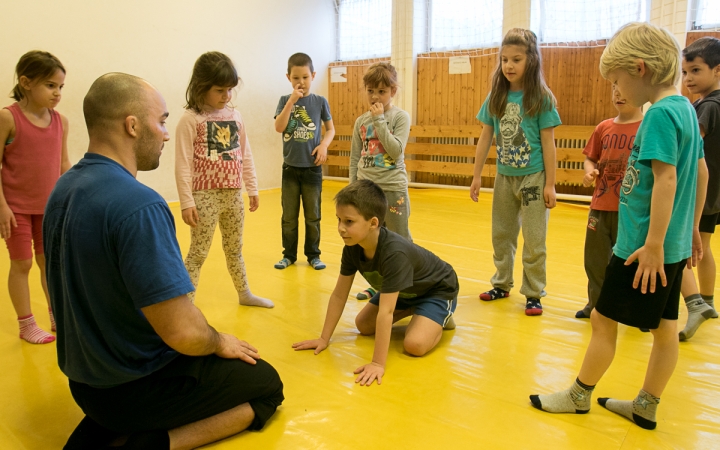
[469,28,562,316]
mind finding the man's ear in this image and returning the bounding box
[125,116,138,137]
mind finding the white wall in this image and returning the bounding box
[0,0,336,201]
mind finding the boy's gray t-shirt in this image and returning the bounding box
[694,89,720,215]
[275,93,332,168]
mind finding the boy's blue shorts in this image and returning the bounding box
[369,291,457,328]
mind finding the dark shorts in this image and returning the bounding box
[595,255,684,329]
[69,354,284,434]
[699,212,720,234]
[369,292,457,327]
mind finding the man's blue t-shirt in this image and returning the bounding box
[275,93,332,168]
[614,96,704,263]
[43,154,195,387]
[477,91,562,176]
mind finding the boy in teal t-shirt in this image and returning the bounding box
[530,22,708,431]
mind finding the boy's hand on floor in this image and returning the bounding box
[354,362,384,386]
[292,338,328,355]
[626,243,666,294]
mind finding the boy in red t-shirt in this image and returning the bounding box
[576,86,643,319]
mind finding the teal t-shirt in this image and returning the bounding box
[477,91,562,176]
[614,95,704,263]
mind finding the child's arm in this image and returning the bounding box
[237,112,260,212]
[371,109,410,162]
[625,159,676,293]
[274,86,304,133]
[689,157,709,268]
[312,119,335,166]
[583,158,599,187]
[354,291,398,386]
[60,114,71,174]
[175,114,199,227]
[349,119,362,183]
[0,110,17,239]
[292,274,355,354]
[540,127,557,208]
[469,124,494,202]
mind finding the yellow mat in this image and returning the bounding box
[0,181,718,449]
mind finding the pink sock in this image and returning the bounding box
[18,314,55,344]
[49,308,56,332]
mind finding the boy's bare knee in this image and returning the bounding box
[355,317,374,335]
[404,338,430,357]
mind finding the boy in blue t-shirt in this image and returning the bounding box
[274,53,335,270]
[530,22,708,431]
[677,36,720,341]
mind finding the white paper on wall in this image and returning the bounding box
[448,56,471,75]
[331,67,347,83]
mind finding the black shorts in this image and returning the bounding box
[595,255,684,329]
[699,212,720,234]
[69,354,284,434]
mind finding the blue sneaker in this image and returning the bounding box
[309,258,326,270]
[274,258,294,269]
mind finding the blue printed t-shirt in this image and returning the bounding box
[614,96,704,264]
[477,91,562,176]
[340,227,459,301]
[43,153,195,387]
[275,93,332,167]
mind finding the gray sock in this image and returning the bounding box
[598,389,659,430]
[701,294,718,319]
[679,295,714,341]
[530,378,593,413]
[238,290,274,308]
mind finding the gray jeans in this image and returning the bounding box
[582,209,618,315]
[490,172,549,298]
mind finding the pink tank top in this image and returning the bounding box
[2,103,63,214]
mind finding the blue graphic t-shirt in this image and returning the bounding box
[477,91,562,176]
[275,93,332,168]
[614,96,704,263]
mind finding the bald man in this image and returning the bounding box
[43,73,283,450]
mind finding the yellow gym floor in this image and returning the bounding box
[1,181,718,449]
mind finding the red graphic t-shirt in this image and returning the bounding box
[583,118,642,211]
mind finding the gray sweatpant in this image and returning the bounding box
[581,209,618,315]
[490,171,549,299]
[384,189,412,241]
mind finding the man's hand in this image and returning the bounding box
[688,227,703,269]
[544,184,556,209]
[354,362,385,386]
[215,333,259,365]
[290,84,304,103]
[249,195,259,212]
[583,169,599,187]
[469,177,482,202]
[626,243,666,294]
[181,207,199,228]
[0,204,17,239]
[291,337,329,355]
[369,102,384,117]
[312,145,328,165]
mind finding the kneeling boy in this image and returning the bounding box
[293,180,458,386]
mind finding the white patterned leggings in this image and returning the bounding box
[185,189,248,301]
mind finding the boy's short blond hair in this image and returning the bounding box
[600,22,681,86]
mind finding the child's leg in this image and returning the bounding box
[598,318,678,430]
[697,232,718,317]
[530,309,617,413]
[9,258,34,318]
[403,315,443,357]
[299,166,323,262]
[489,174,521,292]
[518,171,549,300]
[218,191,273,308]
[679,262,714,340]
[580,210,616,318]
[184,191,220,302]
[280,164,301,264]
[383,190,412,241]
[355,300,413,335]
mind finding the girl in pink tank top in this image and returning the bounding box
[0,51,71,344]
